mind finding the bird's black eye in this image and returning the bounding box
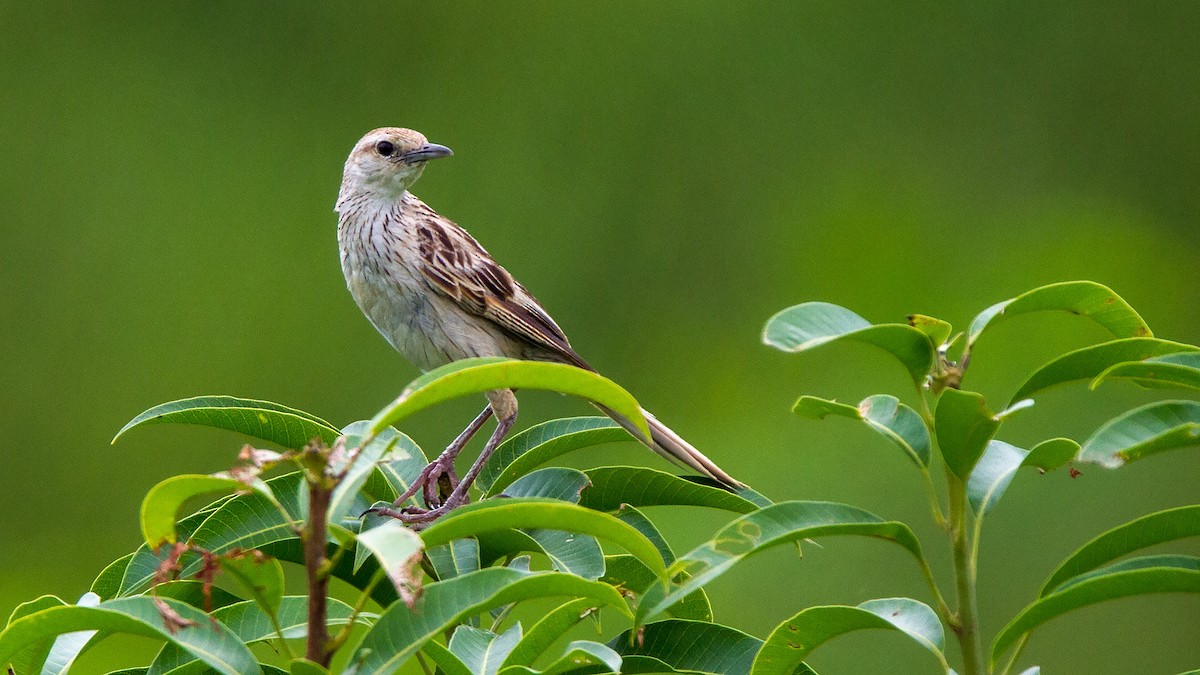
[375,140,395,157]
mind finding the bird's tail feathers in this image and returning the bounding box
[594,404,745,491]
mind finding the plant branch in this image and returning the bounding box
[303,470,334,667]
[947,471,984,675]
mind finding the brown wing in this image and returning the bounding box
[412,210,593,371]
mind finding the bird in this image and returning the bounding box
[335,127,744,524]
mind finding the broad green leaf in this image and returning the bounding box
[92,554,135,600]
[117,493,243,595]
[289,661,330,675]
[0,596,260,675]
[1054,555,1200,591]
[578,466,761,514]
[908,314,953,346]
[3,595,67,675]
[612,619,806,675]
[752,597,946,674]
[502,467,592,502]
[1077,400,1200,468]
[1023,438,1079,472]
[113,396,340,449]
[499,598,598,670]
[147,580,243,612]
[614,505,675,565]
[450,624,522,675]
[603,555,712,621]
[355,520,425,599]
[369,358,649,440]
[217,554,285,618]
[428,537,482,581]
[935,389,1001,479]
[480,417,631,495]
[793,394,931,468]
[763,302,935,385]
[421,640,474,675]
[140,474,279,548]
[636,501,925,623]
[1009,338,1199,403]
[500,468,605,579]
[499,640,622,675]
[620,655,713,674]
[965,281,1151,352]
[329,422,419,525]
[991,564,1200,668]
[1041,505,1200,595]
[1092,352,1200,391]
[147,596,363,674]
[420,499,666,578]
[348,568,629,675]
[40,592,101,675]
[967,441,1027,515]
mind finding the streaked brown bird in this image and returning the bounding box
[336,127,743,523]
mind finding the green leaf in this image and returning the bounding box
[502,467,592,502]
[1054,554,1200,591]
[147,596,363,673]
[935,389,1001,479]
[369,358,648,440]
[140,474,279,548]
[1009,338,1199,403]
[480,417,631,495]
[92,554,135,600]
[613,505,675,565]
[907,314,953,346]
[965,281,1152,352]
[499,598,599,670]
[1077,400,1200,468]
[752,597,946,674]
[1023,438,1079,472]
[218,554,285,618]
[499,640,622,675]
[967,440,1026,515]
[427,537,482,581]
[3,595,67,675]
[1092,352,1200,392]
[0,596,261,675]
[611,619,800,675]
[355,520,425,600]
[636,501,925,623]
[289,660,331,675]
[1041,505,1200,595]
[450,624,522,675]
[362,438,430,510]
[39,592,102,675]
[421,640,474,675]
[420,499,666,578]
[578,466,761,514]
[763,302,934,385]
[329,422,419,525]
[348,568,630,675]
[793,394,931,468]
[113,396,340,449]
[991,563,1200,668]
[602,555,712,622]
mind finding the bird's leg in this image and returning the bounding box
[385,405,493,511]
[371,391,517,527]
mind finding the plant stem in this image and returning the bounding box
[304,478,333,667]
[327,569,386,654]
[947,472,984,675]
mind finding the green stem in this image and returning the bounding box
[327,569,386,653]
[997,633,1030,675]
[947,472,984,675]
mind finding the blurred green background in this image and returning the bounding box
[2,2,1198,673]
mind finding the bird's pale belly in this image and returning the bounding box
[342,254,514,373]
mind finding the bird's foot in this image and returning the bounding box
[365,490,473,529]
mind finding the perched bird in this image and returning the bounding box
[336,127,743,523]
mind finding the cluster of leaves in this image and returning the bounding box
[1,281,1197,675]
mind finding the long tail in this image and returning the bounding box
[595,404,745,490]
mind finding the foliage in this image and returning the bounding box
[3,281,1197,674]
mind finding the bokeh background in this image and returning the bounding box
[2,3,1198,673]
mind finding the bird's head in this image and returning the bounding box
[340,127,453,197]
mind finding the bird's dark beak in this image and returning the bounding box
[402,143,454,163]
